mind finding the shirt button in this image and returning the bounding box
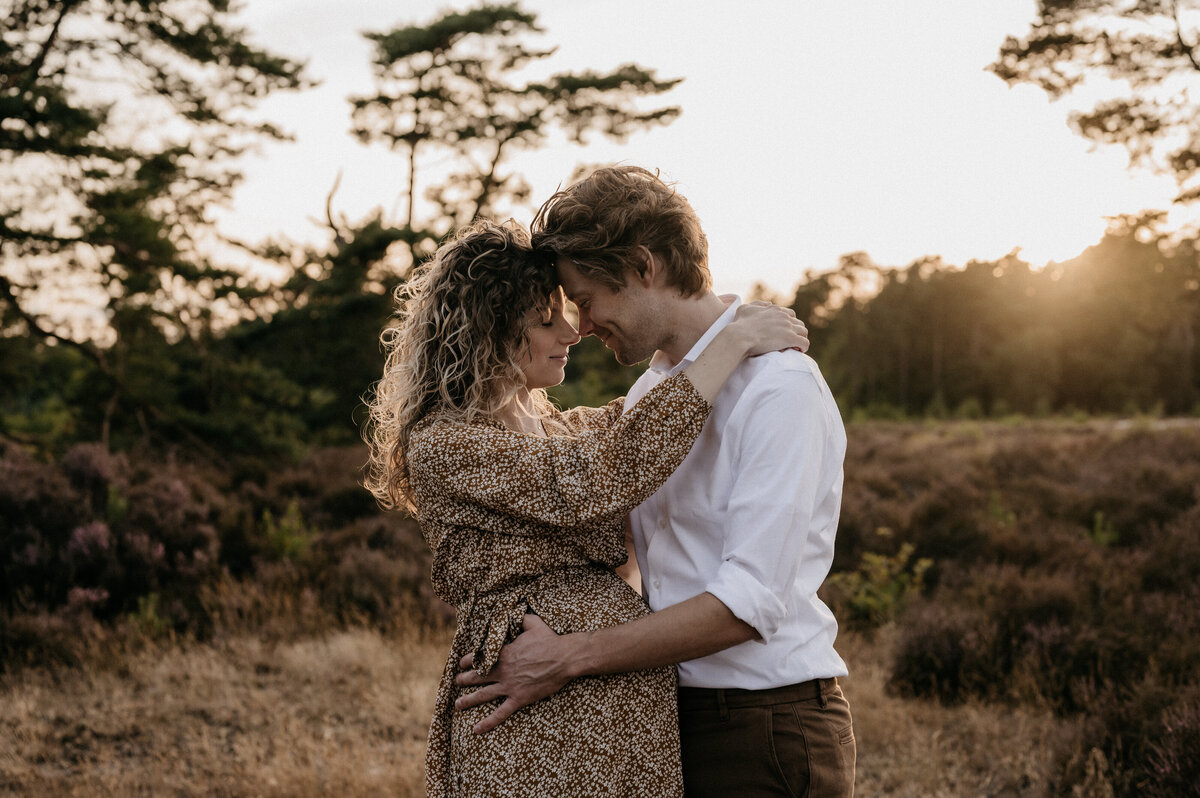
[653,580,661,589]
[658,518,667,529]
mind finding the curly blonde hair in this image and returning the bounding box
[363,219,561,511]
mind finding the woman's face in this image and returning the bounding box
[517,287,582,389]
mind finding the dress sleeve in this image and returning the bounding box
[408,373,709,531]
[554,395,626,434]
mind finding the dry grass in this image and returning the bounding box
[840,626,1071,798]
[0,627,450,797]
[1,620,1075,797]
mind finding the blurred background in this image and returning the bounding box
[2,2,1198,796]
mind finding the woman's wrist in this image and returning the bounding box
[712,322,753,358]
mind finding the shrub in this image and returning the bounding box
[823,542,930,629]
[888,601,1005,704]
[1145,695,1200,798]
[0,441,442,668]
[856,421,1200,796]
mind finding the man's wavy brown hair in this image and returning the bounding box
[531,165,712,297]
[363,219,560,511]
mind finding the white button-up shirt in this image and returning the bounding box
[625,297,848,689]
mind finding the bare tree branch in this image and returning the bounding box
[0,273,108,372]
[325,169,347,248]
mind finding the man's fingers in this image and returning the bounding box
[457,653,473,672]
[521,613,550,632]
[473,697,524,735]
[455,667,487,687]
[455,683,506,710]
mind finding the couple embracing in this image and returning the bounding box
[365,166,855,797]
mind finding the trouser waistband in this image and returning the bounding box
[677,677,840,710]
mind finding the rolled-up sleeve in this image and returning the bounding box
[703,370,833,643]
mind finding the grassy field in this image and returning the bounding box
[5,418,1197,795]
[1,623,1074,797]
[0,627,442,797]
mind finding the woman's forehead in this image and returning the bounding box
[522,288,563,322]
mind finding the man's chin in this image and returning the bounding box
[612,345,652,367]
[599,334,651,366]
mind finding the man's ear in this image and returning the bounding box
[633,245,659,288]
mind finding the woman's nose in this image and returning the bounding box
[558,312,581,343]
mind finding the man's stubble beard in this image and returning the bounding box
[609,315,664,367]
[613,345,653,367]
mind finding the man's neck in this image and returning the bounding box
[657,291,729,366]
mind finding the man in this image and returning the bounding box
[455,166,855,797]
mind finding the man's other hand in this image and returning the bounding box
[453,613,575,734]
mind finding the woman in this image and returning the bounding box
[363,219,807,797]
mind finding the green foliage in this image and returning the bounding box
[131,592,170,639]
[0,338,89,452]
[1089,510,1118,548]
[261,501,313,563]
[230,2,682,447]
[824,541,930,629]
[105,484,128,527]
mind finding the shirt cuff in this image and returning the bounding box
[705,562,788,645]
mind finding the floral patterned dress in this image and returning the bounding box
[407,373,710,797]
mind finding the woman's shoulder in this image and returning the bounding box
[408,416,513,488]
[411,414,504,448]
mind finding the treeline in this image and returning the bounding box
[796,215,1200,420]
[6,218,1199,463]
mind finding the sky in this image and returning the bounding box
[217,0,1188,298]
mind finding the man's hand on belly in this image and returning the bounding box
[455,592,759,734]
[454,613,578,734]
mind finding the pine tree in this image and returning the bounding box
[0,0,308,447]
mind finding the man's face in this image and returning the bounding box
[555,257,662,366]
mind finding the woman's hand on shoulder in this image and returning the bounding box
[730,300,809,356]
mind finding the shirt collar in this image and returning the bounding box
[648,294,742,376]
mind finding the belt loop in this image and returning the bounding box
[818,678,829,708]
[717,688,729,721]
